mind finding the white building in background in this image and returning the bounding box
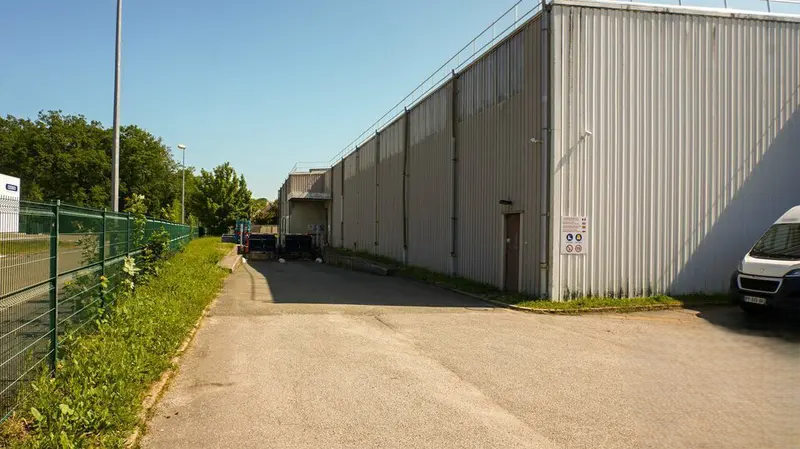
[0,174,21,233]
[283,0,800,300]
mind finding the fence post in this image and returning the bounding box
[100,209,107,309]
[126,211,131,256]
[48,200,60,375]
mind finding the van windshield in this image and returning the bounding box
[750,223,800,259]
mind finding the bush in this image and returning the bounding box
[0,238,233,448]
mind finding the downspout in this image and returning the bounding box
[539,6,551,298]
[450,71,459,277]
[354,146,360,251]
[340,157,344,248]
[374,131,380,250]
[402,108,410,265]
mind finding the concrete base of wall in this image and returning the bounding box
[323,250,396,276]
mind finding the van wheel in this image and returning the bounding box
[740,303,768,316]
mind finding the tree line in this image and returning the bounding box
[0,110,278,234]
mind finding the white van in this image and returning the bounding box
[730,206,800,314]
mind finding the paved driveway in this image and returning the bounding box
[143,261,800,449]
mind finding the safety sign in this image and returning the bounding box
[560,216,588,255]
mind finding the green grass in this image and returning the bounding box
[495,293,731,312]
[327,248,731,312]
[0,238,234,448]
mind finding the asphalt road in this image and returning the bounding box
[142,261,800,449]
[0,249,86,298]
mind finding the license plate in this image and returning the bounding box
[743,295,767,305]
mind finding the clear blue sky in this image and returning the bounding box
[0,0,514,199]
[1,0,796,199]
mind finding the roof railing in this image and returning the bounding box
[288,0,799,171]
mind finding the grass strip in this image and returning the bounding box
[0,237,233,448]
[493,293,731,313]
[327,248,731,312]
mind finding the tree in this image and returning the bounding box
[191,163,252,234]
[0,111,198,218]
[0,111,110,206]
[250,198,279,225]
[118,125,182,214]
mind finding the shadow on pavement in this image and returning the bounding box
[694,306,800,343]
[243,259,496,309]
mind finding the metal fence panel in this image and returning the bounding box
[0,196,192,421]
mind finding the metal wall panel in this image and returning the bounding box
[407,84,454,274]
[410,88,449,146]
[550,3,800,299]
[357,137,378,253]
[342,153,358,249]
[377,117,406,261]
[288,172,329,197]
[456,18,543,292]
[458,32,525,122]
[331,161,343,247]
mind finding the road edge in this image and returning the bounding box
[124,273,230,448]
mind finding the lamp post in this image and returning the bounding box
[177,144,187,224]
[111,0,123,211]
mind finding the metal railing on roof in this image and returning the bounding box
[324,0,545,166]
[289,0,799,170]
[290,162,332,173]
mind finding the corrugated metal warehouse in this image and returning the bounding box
[281,0,800,300]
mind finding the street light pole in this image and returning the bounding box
[111,0,123,211]
[177,144,187,224]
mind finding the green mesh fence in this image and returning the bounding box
[0,196,193,422]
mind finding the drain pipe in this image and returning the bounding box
[374,130,380,250]
[402,108,410,265]
[450,70,459,277]
[539,7,551,298]
[340,156,345,248]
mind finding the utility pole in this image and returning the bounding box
[178,144,187,223]
[111,0,123,211]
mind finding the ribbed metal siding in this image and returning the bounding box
[456,18,543,292]
[407,84,453,274]
[550,4,800,299]
[342,153,358,249]
[357,137,378,253]
[289,172,329,196]
[331,161,343,247]
[377,117,406,261]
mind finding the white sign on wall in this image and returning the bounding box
[560,216,588,255]
[0,174,21,233]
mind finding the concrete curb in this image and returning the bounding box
[216,247,243,273]
[124,266,231,448]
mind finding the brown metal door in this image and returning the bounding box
[504,213,521,292]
